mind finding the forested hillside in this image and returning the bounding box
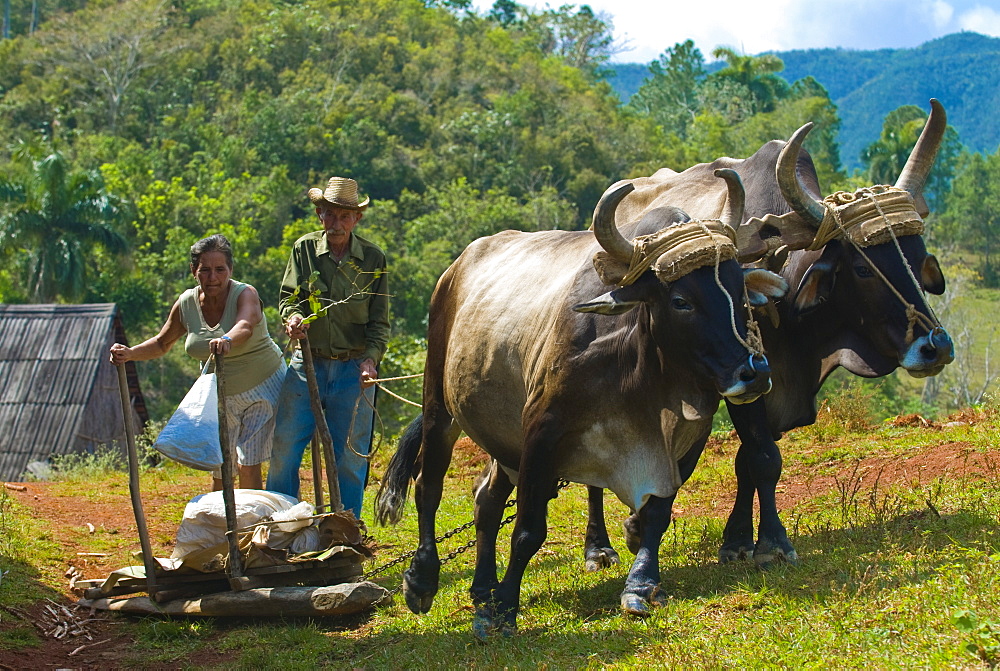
[1,0,998,428]
[610,32,1000,169]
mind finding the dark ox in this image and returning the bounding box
[582,100,954,571]
[375,172,789,637]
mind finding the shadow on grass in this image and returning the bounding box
[0,555,67,651]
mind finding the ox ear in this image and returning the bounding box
[743,268,788,307]
[921,254,946,295]
[573,281,646,315]
[792,242,841,316]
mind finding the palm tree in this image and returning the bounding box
[860,105,928,186]
[0,149,129,302]
[709,47,789,113]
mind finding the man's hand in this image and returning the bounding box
[360,358,377,388]
[286,315,309,340]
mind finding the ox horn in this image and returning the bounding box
[776,122,828,228]
[895,98,947,200]
[593,182,636,263]
[714,168,746,228]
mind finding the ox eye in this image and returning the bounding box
[854,265,874,279]
[671,296,693,311]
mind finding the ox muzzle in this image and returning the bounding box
[901,326,955,378]
[721,353,772,404]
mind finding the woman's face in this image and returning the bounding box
[192,250,232,297]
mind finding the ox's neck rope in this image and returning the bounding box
[696,220,765,357]
[821,188,940,345]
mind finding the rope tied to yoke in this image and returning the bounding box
[592,218,764,357]
[805,185,941,344]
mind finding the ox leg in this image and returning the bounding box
[719,443,756,562]
[620,437,707,557]
[402,412,460,614]
[722,400,798,567]
[584,486,620,571]
[470,460,515,610]
[620,494,672,616]
[473,440,560,640]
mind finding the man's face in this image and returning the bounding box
[317,204,362,245]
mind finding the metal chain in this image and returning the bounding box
[362,479,570,581]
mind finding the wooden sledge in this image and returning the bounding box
[86,351,390,617]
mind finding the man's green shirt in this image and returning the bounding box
[279,230,390,365]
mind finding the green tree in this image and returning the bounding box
[529,4,618,79]
[860,104,961,212]
[31,0,182,134]
[629,40,706,139]
[709,47,789,114]
[938,150,1000,286]
[0,146,129,301]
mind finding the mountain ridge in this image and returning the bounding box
[608,32,1000,170]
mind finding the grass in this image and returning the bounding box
[4,408,1000,666]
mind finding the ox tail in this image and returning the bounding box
[374,413,424,527]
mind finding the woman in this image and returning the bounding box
[110,234,286,490]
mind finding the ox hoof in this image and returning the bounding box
[718,542,754,564]
[402,576,435,614]
[752,540,799,569]
[620,586,666,617]
[585,547,621,572]
[473,605,517,641]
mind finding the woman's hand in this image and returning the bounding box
[109,342,132,365]
[209,336,233,355]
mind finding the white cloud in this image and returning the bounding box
[955,6,1000,36]
[470,0,1000,62]
[929,0,957,27]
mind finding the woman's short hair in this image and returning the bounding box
[190,234,233,269]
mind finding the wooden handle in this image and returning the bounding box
[214,353,246,587]
[300,337,342,511]
[115,363,158,594]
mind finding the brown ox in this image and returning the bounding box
[375,172,792,638]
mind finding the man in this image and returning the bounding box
[266,176,389,517]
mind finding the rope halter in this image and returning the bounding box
[592,218,764,357]
[805,185,940,344]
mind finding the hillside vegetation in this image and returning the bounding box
[611,32,1000,170]
[0,0,998,431]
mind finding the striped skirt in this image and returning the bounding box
[213,360,287,478]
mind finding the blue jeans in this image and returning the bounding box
[266,353,375,516]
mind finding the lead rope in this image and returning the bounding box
[826,189,940,345]
[697,221,765,358]
[345,373,424,460]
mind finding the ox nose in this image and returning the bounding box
[921,326,954,364]
[724,353,772,403]
[740,353,770,382]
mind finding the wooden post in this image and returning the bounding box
[311,433,325,511]
[115,363,158,595]
[300,337,342,511]
[214,353,247,589]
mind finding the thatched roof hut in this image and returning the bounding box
[0,303,148,481]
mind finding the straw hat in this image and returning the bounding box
[308,177,370,210]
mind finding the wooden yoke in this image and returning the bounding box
[115,363,158,595]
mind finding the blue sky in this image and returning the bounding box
[473,0,1000,62]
